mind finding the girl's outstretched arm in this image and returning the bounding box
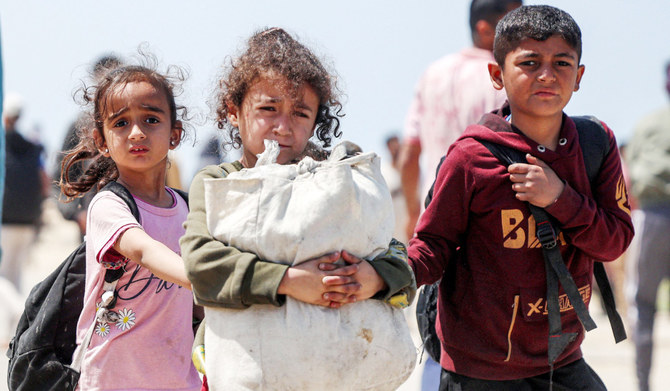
[115,227,192,290]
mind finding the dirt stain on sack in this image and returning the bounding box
[358,328,373,343]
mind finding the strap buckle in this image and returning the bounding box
[536,220,557,249]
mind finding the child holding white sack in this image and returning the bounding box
[180,27,417,390]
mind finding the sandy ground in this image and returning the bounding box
[1,199,669,390]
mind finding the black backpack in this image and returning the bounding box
[416,116,625,363]
[6,183,188,391]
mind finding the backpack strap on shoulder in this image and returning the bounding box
[101,181,141,222]
[170,188,189,206]
[571,116,610,183]
[98,181,141,286]
[71,181,143,372]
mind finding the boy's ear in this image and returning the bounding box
[573,64,586,92]
[488,62,505,90]
[227,103,240,128]
[170,121,183,150]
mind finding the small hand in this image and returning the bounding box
[508,154,564,207]
[278,252,359,308]
[322,250,386,305]
[318,252,361,308]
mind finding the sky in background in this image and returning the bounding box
[1,0,668,188]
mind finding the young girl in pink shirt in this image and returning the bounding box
[59,57,201,390]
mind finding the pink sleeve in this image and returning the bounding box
[87,191,142,269]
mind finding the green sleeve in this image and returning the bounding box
[180,163,289,309]
[369,239,417,308]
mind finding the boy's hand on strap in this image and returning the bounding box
[508,154,565,208]
[278,252,360,308]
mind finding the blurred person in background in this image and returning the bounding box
[380,133,408,244]
[398,1,521,388]
[625,61,670,391]
[399,0,522,241]
[1,93,50,294]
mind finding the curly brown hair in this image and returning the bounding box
[215,27,344,150]
[59,55,188,200]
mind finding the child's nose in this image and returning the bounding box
[537,65,556,83]
[272,115,291,136]
[129,123,146,139]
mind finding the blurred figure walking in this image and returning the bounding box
[1,93,49,293]
[625,61,670,391]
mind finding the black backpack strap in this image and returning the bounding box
[171,188,189,206]
[71,181,145,372]
[571,116,610,183]
[528,204,596,364]
[424,156,445,209]
[98,182,142,294]
[594,261,627,343]
[480,141,597,365]
[101,181,141,222]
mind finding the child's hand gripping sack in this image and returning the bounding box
[203,140,417,390]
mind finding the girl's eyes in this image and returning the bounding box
[113,119,128,128]
[111,117,160,128]
[257,105,312,119]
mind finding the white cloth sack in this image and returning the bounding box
[203,141,417,390]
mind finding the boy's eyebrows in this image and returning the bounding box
[518,52,577,61]
[555,52,577,59]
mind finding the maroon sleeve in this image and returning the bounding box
[407,142,473,287]
[545,122,634,261]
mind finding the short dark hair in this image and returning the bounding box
[469,0,522,34]
[493,5,582,67]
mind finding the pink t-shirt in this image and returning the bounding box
[404,47,507,202]
[74,188,200,391]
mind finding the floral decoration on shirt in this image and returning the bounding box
[95,322,111,337]
[115,308,136,331]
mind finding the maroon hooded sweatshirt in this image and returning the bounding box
[408,104,634,380]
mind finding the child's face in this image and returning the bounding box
[97,81,180,176]
[229,76,319,167]
[489,35,585,124]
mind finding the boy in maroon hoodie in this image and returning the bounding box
[407,5,634,390]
